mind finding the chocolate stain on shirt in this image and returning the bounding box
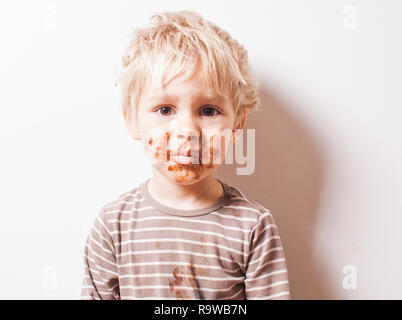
[168,264,202,299]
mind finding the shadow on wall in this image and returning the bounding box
[216,85,332,299]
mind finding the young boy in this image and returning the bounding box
[80,10,290,300]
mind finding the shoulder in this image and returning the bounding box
[96,182,145,226]
[221,181,283,244]
[104,185,142,212]
[220,180,275,224]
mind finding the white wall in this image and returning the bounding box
[0,0,400,299]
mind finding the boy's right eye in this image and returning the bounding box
[156,106,175,116]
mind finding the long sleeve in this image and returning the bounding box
[244,211,291,299]
[80,208,120,300]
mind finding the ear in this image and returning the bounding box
[232,108,247,144]
[123,108,141,141]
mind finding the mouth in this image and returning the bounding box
[170,154,199,165]
[169,150,200,164]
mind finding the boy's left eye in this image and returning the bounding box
[199,106,221,117]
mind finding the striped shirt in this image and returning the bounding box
[80,178,291,300]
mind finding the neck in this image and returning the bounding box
[147,168,223,209]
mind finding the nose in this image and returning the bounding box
[169,111,200,153]
[177,109,199,131]
[170,110,200,140]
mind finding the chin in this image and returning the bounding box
[172,176,199,184]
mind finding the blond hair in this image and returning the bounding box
[117,10,261,127]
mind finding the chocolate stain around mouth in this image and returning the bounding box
[149,131,219,182]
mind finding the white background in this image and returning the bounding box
[0,0,401,299]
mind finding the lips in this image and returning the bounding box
[170,150,200,157]
[169,149,200,165]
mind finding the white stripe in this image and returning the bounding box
[108,188,141,203]
[249,234,281,257]
[248,266,288,281]
[118,238,244,256]
[249,247,283,265]
[117,249,235,264]
[248,257,285,269]
[104,205,259,223]
[82,276,104,286]
[86,244,116,268]
[88,234,114,256]
[246,280,289,292]
[121,292,246,301]
[222,205,264,214]
[245,268,288,283]
[82,266,118,289]
[230,190,272,219]
[118,273,243,281]
[83,265,100,275]
[249,211,273,232]
[81,285,94,289]
[110,226,248,245]
[95,216,115,254]
[247,248,285,274]
[107,215,252,234]
[83,265,116,292]
[86,255,118,276]
[118,261,241,273]
[103,187,142,208]
[105,205,155,215]
[250,291,290,300]
[104,198,145,209]
[210,211,257,222]
[83,269,116,294]
[120,281,243,292]
[91,223,114,250]
[258,212,274,223]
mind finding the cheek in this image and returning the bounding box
[202,129,232,165]
[144,130,171,164]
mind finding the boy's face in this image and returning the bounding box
[124,71,246,185]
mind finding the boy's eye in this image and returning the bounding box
[200,106,221,117]
[157,106,175,116]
